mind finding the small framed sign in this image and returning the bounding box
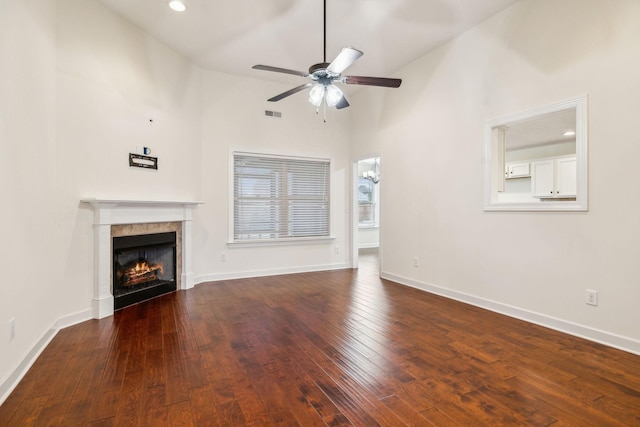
[129,153,158,170]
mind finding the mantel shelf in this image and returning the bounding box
[81,198,203,208]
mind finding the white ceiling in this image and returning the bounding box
[96,0,520,85]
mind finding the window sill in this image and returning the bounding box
[227,236,336,248]
[358,225,379,229]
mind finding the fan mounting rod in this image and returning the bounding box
[323,0,327,63]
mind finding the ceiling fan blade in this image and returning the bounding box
[343,75,402,88]
[335,96,350,110]
[252,65,309,78]
[267,83,313,102]
[326,47,363,75]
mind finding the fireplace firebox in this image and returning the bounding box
[112,231,177,310]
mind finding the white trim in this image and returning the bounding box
[55,308,93,329]
[358,243,380,249]
[227,236,335,248]
[351,160,359,269]
[0,309,92,406]
[483,95,588,212]
[382,272,640,356]
[232,150,332,163]
[195,262,351,283]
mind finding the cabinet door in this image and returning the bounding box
[531,160,554,197]
[556,157,576,196]
[507,162,530,178]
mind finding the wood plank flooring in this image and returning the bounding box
[2,250,640,426]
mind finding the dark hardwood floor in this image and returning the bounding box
[2,249,640,426]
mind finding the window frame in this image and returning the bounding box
[228,150,334,247]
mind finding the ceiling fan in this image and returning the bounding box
[252,0,402,115]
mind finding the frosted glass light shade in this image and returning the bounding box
[309,84,343,108]
[309,84,324,107]
[325,85,343,107]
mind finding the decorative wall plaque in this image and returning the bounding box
[129,153,158,170]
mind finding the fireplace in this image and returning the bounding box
[113,231,177,310]
[82,198,202,319]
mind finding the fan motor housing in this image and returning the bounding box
[309,62,330,75]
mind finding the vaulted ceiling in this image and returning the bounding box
[97,0,520,84]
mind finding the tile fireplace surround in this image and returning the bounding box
[82,199,202,319]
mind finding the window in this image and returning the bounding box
[358,178,378,227]
[233,152,330,242]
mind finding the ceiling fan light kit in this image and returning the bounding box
[309,84,343,108]
[252,0,401,120]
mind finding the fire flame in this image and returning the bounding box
[133,261,164,275]
[120,260,164,286]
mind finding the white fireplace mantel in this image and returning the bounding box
[82,198,203,319]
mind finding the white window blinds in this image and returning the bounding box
[233,153,330,241]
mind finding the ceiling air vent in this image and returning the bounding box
[264,110,282,119]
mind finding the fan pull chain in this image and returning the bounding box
[314,101,328,123]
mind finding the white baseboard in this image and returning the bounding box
[195,262,351,284]
[55,308,92,329]
[0,309,93,406]
[1,262,351,405]
[7,270,636,408]
[382,272,640,357]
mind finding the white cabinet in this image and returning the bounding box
[556,157,577,196]
[505,162,530,179]
[531,160,554,196]
[532,157,576,198]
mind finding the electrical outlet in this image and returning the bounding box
[334,246,340,254]
[585,289,598,306]
[413,257,419,267]
[220,252,226,262]
[9,318,15,342]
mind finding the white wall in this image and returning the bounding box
[194,71,352,281]
[1,0,353,399]
[358,227,380,249]
[4,0,640,404]
[352,0,640,353]
[0,0,58,398]
[1,0,203,398]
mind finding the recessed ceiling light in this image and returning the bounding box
[169,0,186,12]
[563,130,576,136]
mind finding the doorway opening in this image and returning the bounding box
[352,156,380,272]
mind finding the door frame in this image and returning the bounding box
[350,155,381,272]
